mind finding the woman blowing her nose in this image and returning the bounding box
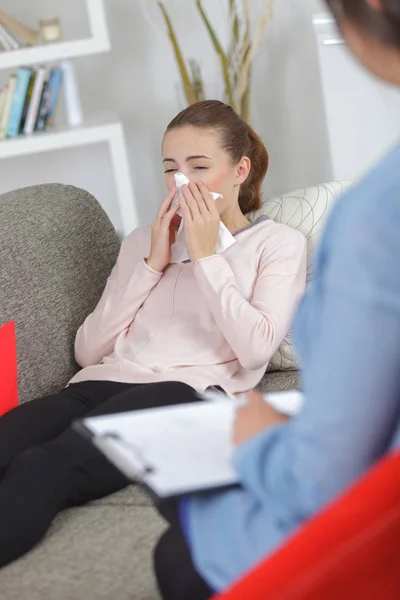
[153,1,400,599]
[0,101,306,567]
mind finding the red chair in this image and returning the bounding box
[215,451,400,600]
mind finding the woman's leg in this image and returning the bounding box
[0,381,201,567]
[0,381,133,478]
[154,526,213,600]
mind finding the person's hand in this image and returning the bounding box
[233,391,290,447]
[146,186,181,272]
[179,182,220,264]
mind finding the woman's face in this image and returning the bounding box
[162,125,250,215]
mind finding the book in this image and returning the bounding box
[45,68,63,126]
[35,79,51,132]
[76,390,304,500]
[0,75,17,140]
[19,70,36,133]
[0,89,6,121]
[0,22,19,50]
[61,59,83,127]
[23,66,47,135]
[0,86,8,127]
[6,67,32,137]
[0,9,38,46]
[0,23,12,51]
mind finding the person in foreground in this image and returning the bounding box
[153,1,400,598]
[0,101,306,567]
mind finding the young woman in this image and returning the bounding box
[0,100,306,567]
[153,2,400,599]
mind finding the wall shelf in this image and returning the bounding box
[0,38,110,71]
[0,117,138,236]
[0,0,138,235]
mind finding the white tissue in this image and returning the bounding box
[170,172,236,263]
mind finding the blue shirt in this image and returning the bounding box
[184,141,400,592]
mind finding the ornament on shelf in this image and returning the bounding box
[39,17,62,44]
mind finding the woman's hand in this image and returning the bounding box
[179,182,220,264]
[233,391,290,447]
[146,186,181,272]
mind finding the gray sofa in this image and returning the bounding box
[0,184,301,600]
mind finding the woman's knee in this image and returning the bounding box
[149,381,200,405]
[0,447,66,567]
[7,446,51,475]
[5,446,64,499]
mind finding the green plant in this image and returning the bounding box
[157,0,273,122]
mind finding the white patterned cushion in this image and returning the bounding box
[250,181,352,371]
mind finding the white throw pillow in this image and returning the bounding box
[249,181,351,371]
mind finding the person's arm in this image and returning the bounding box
[232,201,400,519]
[193,226,307,370]
[74,229,162,368]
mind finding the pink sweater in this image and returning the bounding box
[70,219,307,394]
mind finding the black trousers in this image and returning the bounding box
[154,501,214,600]
[0,380,203,567]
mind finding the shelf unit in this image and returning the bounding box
[0,0,110,70]
[0,0,139,236]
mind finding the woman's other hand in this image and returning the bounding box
[179,182,220,264]
[146,186,181,272]
[233,391,290,447]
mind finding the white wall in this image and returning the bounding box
[0,0,331,232]
[314,16,400,182]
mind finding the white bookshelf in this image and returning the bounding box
[0,0,139,236]
[0,0,110,70]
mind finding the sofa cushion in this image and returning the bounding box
[0,184,120,403]
[91,484,153,507]
[0,504,164,600]
[251,182,351,371]
[256,369,300,393]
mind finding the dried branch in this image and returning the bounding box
[158,2,197,105]
[235,0,272,113]
[229,0,240,49]
[140,0,167,36]
[189,59,205,102]
[154,0,273,122]
[196,0,234,106]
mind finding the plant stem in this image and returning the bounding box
[158,1,197,105]
[196,0,234,106]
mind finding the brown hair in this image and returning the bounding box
[325,0,400,47]
[165,100,269,214]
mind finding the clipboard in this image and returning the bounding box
[74,390,304,501]
[74,400,241,500]
[75,420,155,480]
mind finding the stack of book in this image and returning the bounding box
[0,66,63,140]
[0,10,38,50]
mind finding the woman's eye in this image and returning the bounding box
[164,168,177,174]
[194,166,208,170]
